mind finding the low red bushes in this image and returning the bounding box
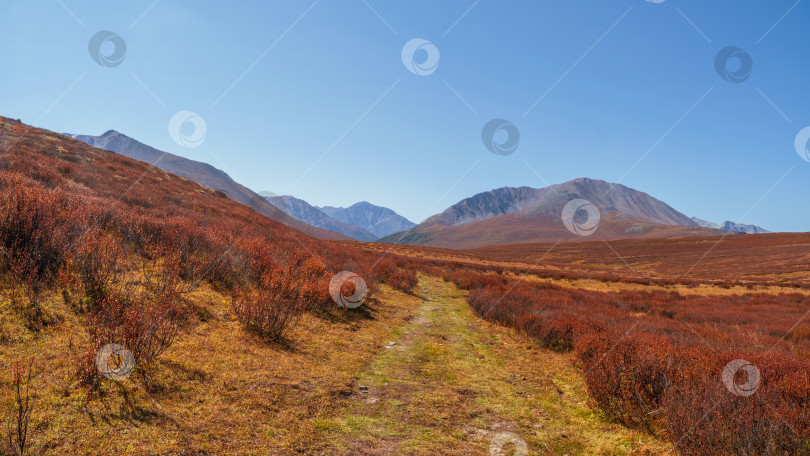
[0,175,75,290]
[232,271,306,341]
[84,254,186,380]
[517,313,577,352]
[65,228,124,309]
[368,257,397,284]
[449,270,508,290]
[468,284,523,326]
[386,269,418,294]
[229,240,331,338]
[7,358,35,456]
[577,332,673,433]
[89,291,182,370]
[0,123,397,390]
[449,270,810,455]
[664,352,810,455]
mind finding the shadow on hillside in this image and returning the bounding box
[404,290,429,300]
[85,383,180,429]
[310,297,379,324]
[265,335,303,353]
[160,359,208,383]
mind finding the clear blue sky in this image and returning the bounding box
[2,0,808,231]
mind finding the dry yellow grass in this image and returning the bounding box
[509,273,810,297]
[0,282,420,455]
[0,276,669,455]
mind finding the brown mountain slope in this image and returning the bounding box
[383,178,728,249]
[0,117,331,244]
[65,130,348,240]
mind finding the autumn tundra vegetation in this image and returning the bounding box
[0,117,808,454]
[0,118,423,452]
[444,268,810,455]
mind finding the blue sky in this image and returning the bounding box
[1,1,808,231]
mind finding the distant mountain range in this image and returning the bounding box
[264,196,415,241]
[64,130,415,242]
[319,202,416,239]
[62,131,770,248]
[265,195,377,241]
[691,217,769,234]
[64,130,348,240]
[380,178,770,249]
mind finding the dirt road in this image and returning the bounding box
[314,276,668,455]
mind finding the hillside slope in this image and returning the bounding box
[0,117,342,260]
[65,130,348,240]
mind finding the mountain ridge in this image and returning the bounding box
[319,201,416,239]
[64,130,348,240]
[59,131,771,246]
[691,217,769,234]
[265,195,377,241]
[381,178,737,249]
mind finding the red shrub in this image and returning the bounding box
[88,282,183,374]
[65,228,124,309]
[576,332,673,433]
[450,270,508,290]
[387,269,418,293]
[517,313,577,352]
[0,175,74,289]
[80,248,187,384]
[232,272,305,341]
[7,358,35,456]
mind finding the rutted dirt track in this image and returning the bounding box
[313,276,669,455]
